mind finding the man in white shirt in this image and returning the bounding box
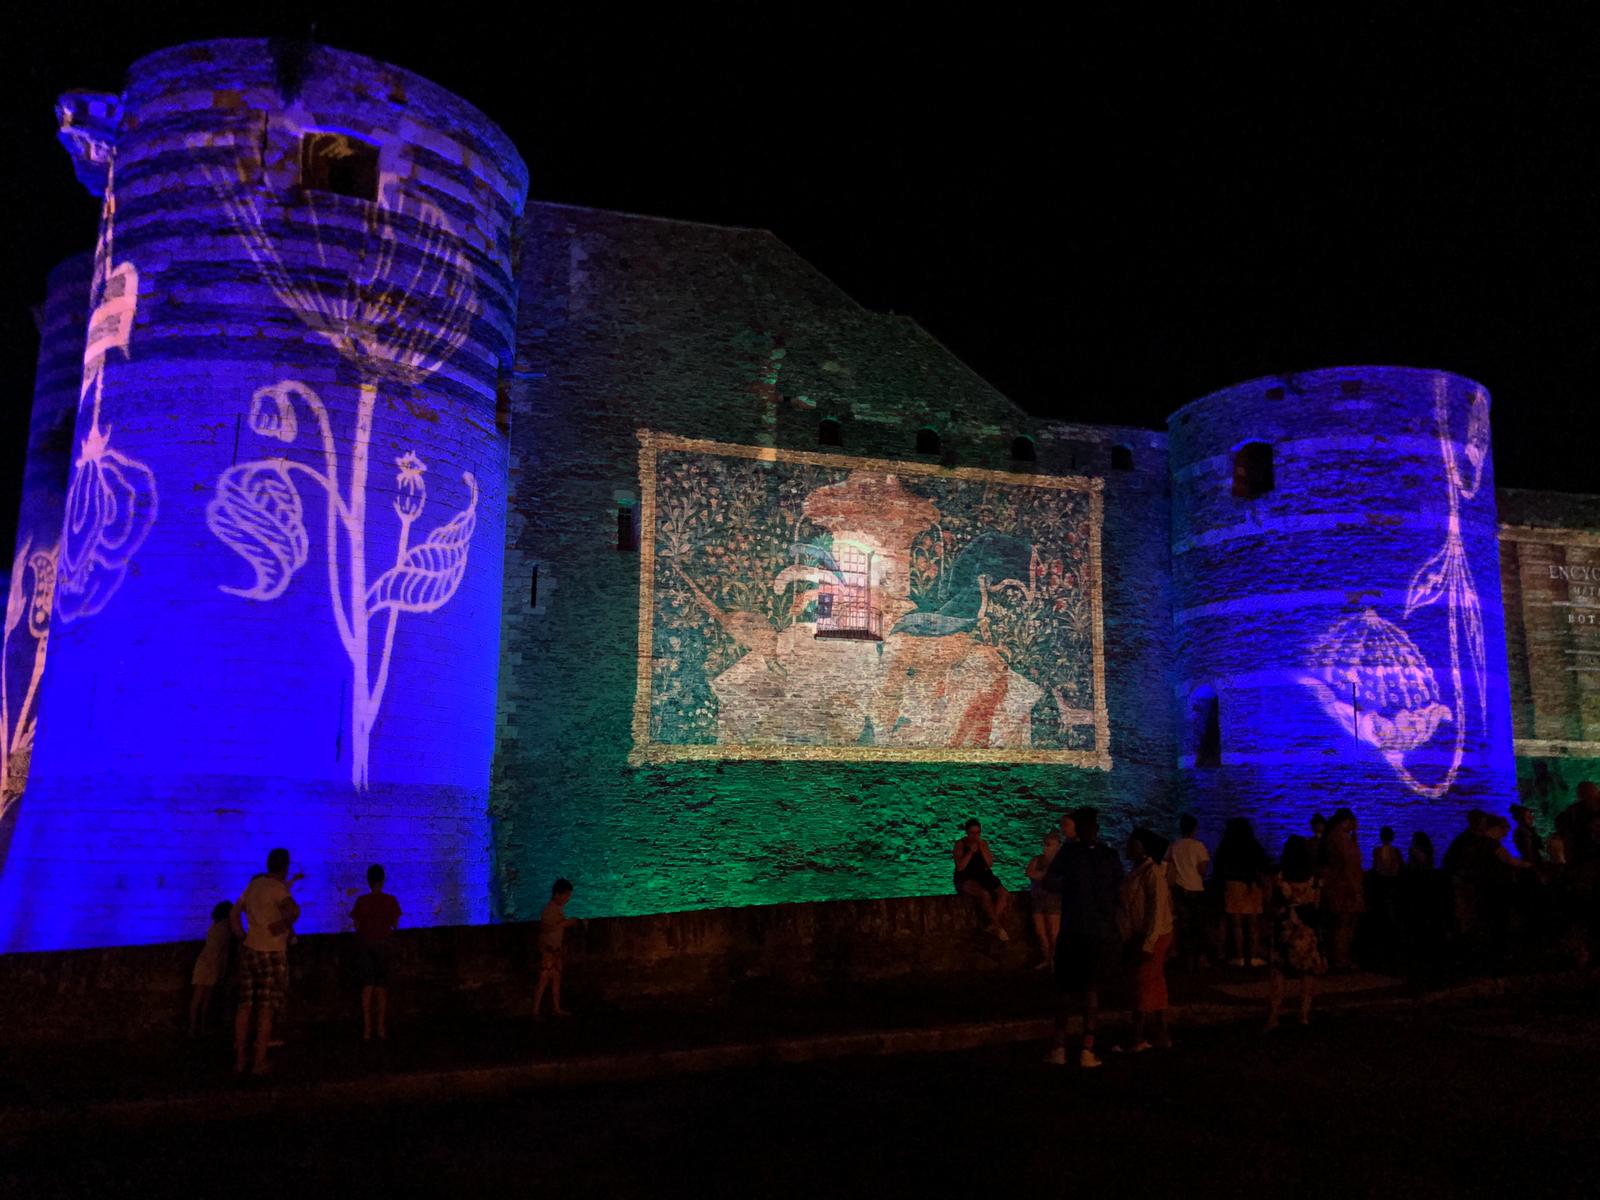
[1165,814,1211,971]
[231,846,300,1075]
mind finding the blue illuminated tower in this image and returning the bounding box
[1,40,527,951]
[1168,367,1517,855]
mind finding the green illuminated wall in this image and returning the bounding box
[1500,488,1600,832]
[492,205,1177,920]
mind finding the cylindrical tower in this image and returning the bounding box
[1169,367,1516,858]
[1,40,527,951]
[1,253,92,841]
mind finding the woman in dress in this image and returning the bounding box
[1265,835,1324,1032]
[1214,817,1270,967]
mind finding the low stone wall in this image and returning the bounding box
[0,893,1035,1045]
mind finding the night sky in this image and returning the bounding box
[4,6,1598,553]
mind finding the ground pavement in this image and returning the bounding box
[5,987,1598,1198]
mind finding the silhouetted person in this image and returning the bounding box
[351,863,401,1041]
[232,847,299,1075]
[953,819,1011,941]
[1025,831,1063,970]
[1215,818,1270,966]
[1265,836,1324,1032]
[1321,808,1365,970]
[1120,827,1174,1051]
[1166,813,1211,972]
[1557,781,1600,866]
[533,878,580,1019]
[189,900,233,1037]
[1042,806,1123,1068]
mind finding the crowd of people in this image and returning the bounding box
[188,783,1600,1078]
[955,780,1600,1067]
[188,849,403,1075]
[190,849,584,1076]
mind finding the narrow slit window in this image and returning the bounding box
[299,132,380,201]
[529,565,539,608]
[1192,686,1222,768]
[1111,444,1134,471]
[1232,441,1274,499]
[616,505,638,552]
[915,427,941,456]
[818,417,843,447]
[1010,435,1036,462]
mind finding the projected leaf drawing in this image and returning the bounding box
[56,153,158,623]
[1298,383,1491,797]
[208,461,310,601]
[1,542,56,812]
[207,157,480,790]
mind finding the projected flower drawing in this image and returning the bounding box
[632,432,1110,767]
[56,155,157,623]
[1,542,56,813]
[207,161,480,790]
[1298,384,1491,797]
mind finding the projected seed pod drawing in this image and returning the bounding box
[1298,384,1491,798]
[1,542,57,813]
[206,165,480,791]
[56,154,158,623]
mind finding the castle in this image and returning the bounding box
[1,39,1595,953]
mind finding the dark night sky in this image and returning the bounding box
[3,5,1599,552]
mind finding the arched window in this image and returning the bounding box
[1010,435,1036,462]
[1190,686,1222,768]
[1110,444,1134,472]
[616,504,638,552]
[1232,441,1274,499]
[915,427,942,456]
[818,417,843,447]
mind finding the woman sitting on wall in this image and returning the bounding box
[954,819,1011,942]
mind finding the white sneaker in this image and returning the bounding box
[1131,1041,1153,1053]
[1078,1048,1102,1069]
[1042,1046,1067,1066]
[1249,957,1266,967]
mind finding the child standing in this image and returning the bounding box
[533,878,579,1020]
[1120,827,1174,1052]
[351,864,402,1041]
[1025,832,1063,970]
[189,900,233,1037]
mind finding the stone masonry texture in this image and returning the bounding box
[493,202,1175,923]
[1,40,527,951]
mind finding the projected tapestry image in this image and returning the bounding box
[632,432,1110,765]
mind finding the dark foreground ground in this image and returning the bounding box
[8,991,1596,1199]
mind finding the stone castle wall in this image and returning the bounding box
[1498,487,1600,826]
[491,203,1176,922]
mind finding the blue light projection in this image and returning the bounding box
[1297,383,1493,797]
[1169,368,1518,862]
[0,40,526,953]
